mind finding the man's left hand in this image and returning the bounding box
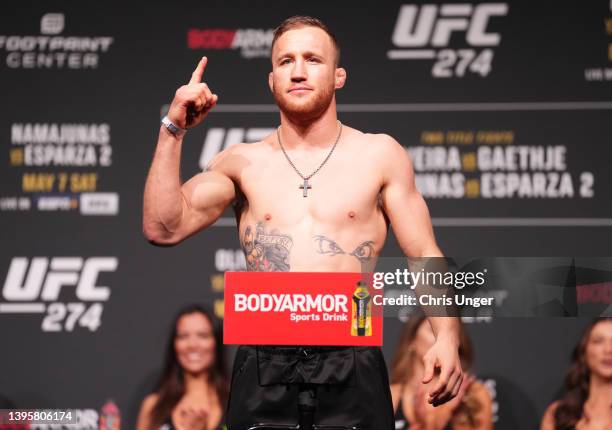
[421,330,462,406]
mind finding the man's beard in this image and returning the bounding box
[273,83,335,123]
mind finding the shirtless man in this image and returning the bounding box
[143,16,461,430]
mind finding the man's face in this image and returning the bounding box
[269,26,345,120]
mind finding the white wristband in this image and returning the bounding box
[161,116,187,137]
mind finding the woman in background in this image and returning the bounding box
[540,318,612,430]
[391,313,493,430]
[137,304,228,430]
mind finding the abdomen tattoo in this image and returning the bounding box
[313,235,375,263]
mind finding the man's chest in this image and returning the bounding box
[236,159,384,223]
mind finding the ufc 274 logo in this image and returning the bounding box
[388,3,509,78]
[1,257,117,332]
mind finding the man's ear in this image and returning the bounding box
[268,72,274,93]
[335,67,347,89]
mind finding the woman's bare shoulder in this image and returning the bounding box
[136,393,160,430]
[140,393,159,412]
[540,400,560,430]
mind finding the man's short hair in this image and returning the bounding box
[271,16,341,66]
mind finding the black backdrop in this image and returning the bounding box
[1,1,611,429]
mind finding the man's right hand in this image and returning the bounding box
[167,56,218,130]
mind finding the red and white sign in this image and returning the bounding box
[224,272,382,346]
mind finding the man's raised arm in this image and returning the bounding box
[143,57,235,246]
[378,134,462,406]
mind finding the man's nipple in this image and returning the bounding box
[348,211,356,219]
[264,213,272,221]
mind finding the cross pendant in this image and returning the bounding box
[299,178,312,197]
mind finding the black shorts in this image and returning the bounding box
[226,345,394,430]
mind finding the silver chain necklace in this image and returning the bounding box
[277,121,343,197]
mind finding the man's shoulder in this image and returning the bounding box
[346,128,405,160]
[345,126,399,146]
[206,134,275,172]
[231,133,277,156]
[220,138,271,157]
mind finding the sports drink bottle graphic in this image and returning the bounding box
[351,282,372,336]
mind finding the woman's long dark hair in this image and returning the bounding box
[149,304,228,429]
[554,318,612,430]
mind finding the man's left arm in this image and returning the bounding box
[377,134,462,406]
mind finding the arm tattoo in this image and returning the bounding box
[313,236,375,263]
[242,222,292,272]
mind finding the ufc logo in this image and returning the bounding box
[392,3,508,48]
[40,13,65,35]
[2,257,117,301]
[199,127,274,169]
